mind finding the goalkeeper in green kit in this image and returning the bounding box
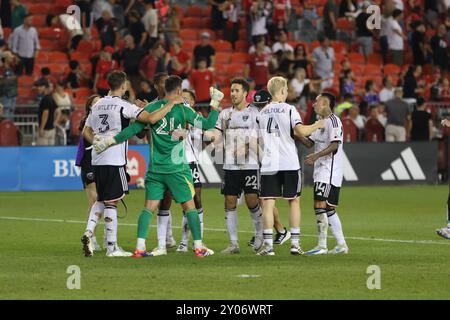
[93,76,223,257]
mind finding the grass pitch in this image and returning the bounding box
[0,185,449,300]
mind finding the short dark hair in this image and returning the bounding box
[393,9,402,18]
[230,77,250,93]
[154,72,168,86]
[183,89,196,102]
[365,80,374,91]
[319,92,336,109]
[165,75,183,94]
[107,70,127,90]
[416,96,425,107]
[41,67,51,76]
[69,60,79,70]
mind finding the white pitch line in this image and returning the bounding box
[1,215,450,246]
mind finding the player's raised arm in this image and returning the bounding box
[293,120,325,138]
[136,99,178,125]
[184,87,223,130]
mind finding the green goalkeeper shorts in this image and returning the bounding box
[145,169,195,203]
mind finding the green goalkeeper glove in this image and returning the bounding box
[93,135,116,154]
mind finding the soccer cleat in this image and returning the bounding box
[252,235,264,251]
[176,242,188,253]
[150,247,167,256]
[132,249,152,258]
[436,227,450,239]
[81,234,94,257]
[274,228,291,245]
[221,244,240,254]
[305,245,328,255]
[106,246,133,257]
[290,245,305,255]
[247,236,255,247]
[194,247,214,257]
[166,236,177,248]
[256,244,275,256]
[328,244,349,254]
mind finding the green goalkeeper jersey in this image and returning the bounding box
[114,99,218,174]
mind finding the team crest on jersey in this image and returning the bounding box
[243,115,249,121]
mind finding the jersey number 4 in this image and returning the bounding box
[267,117,279,133]
[98,114,110,133]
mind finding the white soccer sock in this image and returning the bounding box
[290,227,300,247]
[85,201,105,235]
[180,212,190,244]
[249,204,263,238]
[315,208,329,248]
[263,229,273,247]
[198,208,204,238]
[193,240,202,250]
[327,209,346,246]
[162,210,173,241]
[157,211,170,249]
[136,238,146,251]
[225,208,238,246]
[104,205,118,251]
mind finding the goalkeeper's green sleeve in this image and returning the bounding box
[114,121,146,143]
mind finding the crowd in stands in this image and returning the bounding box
[0,0,449,147]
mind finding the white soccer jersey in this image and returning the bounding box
[215,105,260,170]
[185,126,202,163]
[85,96,144,166]
[257,102,302,173]
[308,113,344,187]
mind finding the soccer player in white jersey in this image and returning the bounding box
[256,77,325,256]
[303,92,349,255]
[176,89,207,252]
[210,78,264,254]
[81,71,177,257]
[436,118,450,239]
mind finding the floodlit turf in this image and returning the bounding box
[0,185,449,300]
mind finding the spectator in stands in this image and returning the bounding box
[223,0,240,50]
[142,0,158,50]
[384,87,411,142]
[10,13,40,76]
[10,0,27,30]
[290,67,315,107]
[272,30,293,53]
[97,10,119,49]
[438,78,450,99]
[293,43,311,76]
[411,97,433,141]
[0,51,17,119]
[249,36,271,54]
[348,104,366,139]
[193,32,216,69]
[379,11,390,64]
[92,0,114,24]
[312,36,335,89]
[341,69,355,96]
[246,78,257,103]
[323,0,339,40]
[335,93,354,116]
[139,42,166,83]
[364,80,380,107]
[403,65,424,99]
[209,0,227,38]
[189,57,216,104]
[35,78,57,146]
[94,46,119,96]
[127,10,147,49]
[47,13,84,53]
[160,3,180,46]
[245,36,272,90]
[66,60,90,90]
[121,35,145,90]
[380,76,395,103]
[169,38,191,78]
[272,0,291,25]
[249,0,271,44]
[387,9,406,66]
[0,102,22,145]
[278,50,296,78]
[75,0,92,36]
[136,79,154,101]
[53,80,72,111]
[339,0,357,17]
[356,1,375,57]
[376,103,387,127]
[411,20,428,66]
[430,24,448,72]
[0,18,4,40]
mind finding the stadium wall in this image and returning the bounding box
[0,142,438,192]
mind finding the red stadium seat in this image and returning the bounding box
[182,17,204,28]
[334,52,346,63]
[227,64,246,77]
[215,52,230,64]
[18,76,35,88]
[36,51,49,64]
[216,75,230,87]
[201,18,212,29]
[215,64,228,76]
[31,15,47,27]
[365,117,385,142]
[332,41,347,54]
[383,64,401,75]
[48,52,69,64]
[73,87,93,99]
[0,120,20,146]
[186,5,205,17]
[341,117,358,142]
[230,52,249,64]
[70,51,91,63]
[179,29,198,41]
[70,108,85,142]
[221,87,231,100]
[322,87,340,101]
[75,40,94,55]
[235,40,249,52]
[348,52,365,65]
[364,64,382,76]
[337,17,353,31]
[214,40,233,52]
[40,39,61,51]
[3,27,11,40]
[182,40,198,52]
[367,53,382,65]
